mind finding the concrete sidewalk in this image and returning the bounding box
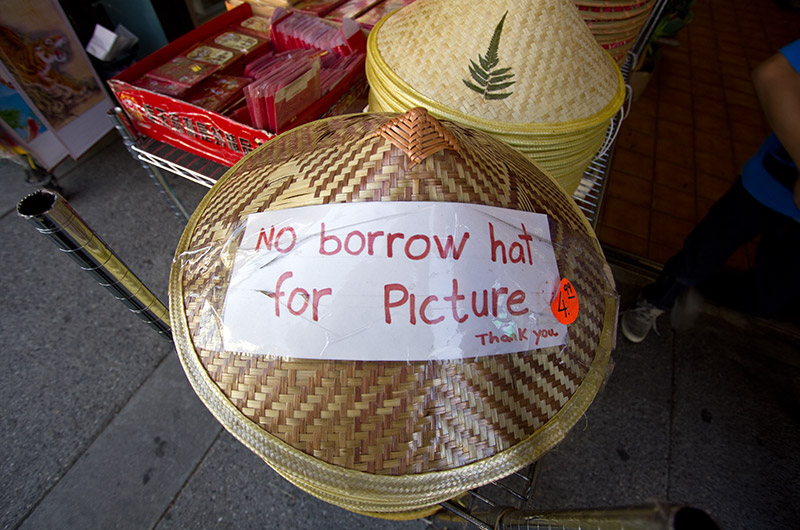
[2,137,799,530]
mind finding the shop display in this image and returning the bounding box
[169,107,618,518]
[109,3,367,166]
[366,0,626,195]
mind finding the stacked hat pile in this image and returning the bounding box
[366,0,626,195]
[575,0,658,65]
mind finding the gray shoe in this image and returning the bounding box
[621,299,665,343]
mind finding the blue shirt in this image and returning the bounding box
[741,39,800,221]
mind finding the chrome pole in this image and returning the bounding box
[17,189,172,340]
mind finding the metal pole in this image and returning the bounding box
[17,189,172,340]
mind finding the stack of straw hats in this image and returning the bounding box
[575,0,658,65]
[170,108,618,518]
[366,0,626,196]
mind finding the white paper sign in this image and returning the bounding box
[221,202,568,360]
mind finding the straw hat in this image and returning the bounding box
[169,108,617,518]
[575,0,657,64]
[366,0,625,194]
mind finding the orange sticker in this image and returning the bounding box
[551,278,579,325]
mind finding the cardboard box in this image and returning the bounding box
[109,3,367,166]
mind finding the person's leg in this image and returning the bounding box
[623,178,766,343]
[750,212,800,317]
[644,178,765,309]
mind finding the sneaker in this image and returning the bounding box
[621,299,664,343]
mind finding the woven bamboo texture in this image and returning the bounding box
[169,109,617,517]
[371,0,622,124]
[575,0,657,64]
[365,0,625,196]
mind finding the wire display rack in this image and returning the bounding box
[107,2,675,528]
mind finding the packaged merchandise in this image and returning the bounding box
[292,0,350,15]
[234,15,273,39]
[325,0,385,22]
[109,3,367,165]
[355,0,416,28]
[184,43,245,75]
[144,56,218,88]
[132,75,191,98]
[213,31,270,56]
[185,75,251,113]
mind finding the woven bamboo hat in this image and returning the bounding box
[575,0,657,64]
[366,0,626,194]
[170,108,618,518]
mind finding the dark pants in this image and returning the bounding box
[643,177,800,317]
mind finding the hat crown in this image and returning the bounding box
[374,0,622,123]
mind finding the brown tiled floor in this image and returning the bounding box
[597,0,800,271]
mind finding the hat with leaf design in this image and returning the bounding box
[366,0,626,195]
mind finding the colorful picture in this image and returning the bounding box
[0,69,46,142]
[0,0,105,130]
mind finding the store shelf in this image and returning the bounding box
[130,136,227,189]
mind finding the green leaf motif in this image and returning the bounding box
[462,11,515,101]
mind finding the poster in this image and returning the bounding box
[0,0,113,160]
[0,69,46,141]
[0,64,68,170]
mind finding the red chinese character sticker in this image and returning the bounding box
[551,278,579,325]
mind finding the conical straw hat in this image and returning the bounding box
[170,109,618,518]
[369,0,624,126]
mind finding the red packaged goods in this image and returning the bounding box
[235,15,272,39]
[185,43,243,69]
[252,51,321,133]
[271,9,362,56]
[213,31,270,55]
[246,51,322,131]
[325,0,385,21]
[185,75,251,113]
[273,58,320,130]
[293,0,349,16]
[319,51,363,94]
[132,75,190,98]
[109,3,367,166]
[355,0,415,28]
[145,56,218,87]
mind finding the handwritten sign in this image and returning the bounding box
[221,202,569,360]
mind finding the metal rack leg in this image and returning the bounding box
[107,108,190,222]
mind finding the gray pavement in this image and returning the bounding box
[2,136,799,530]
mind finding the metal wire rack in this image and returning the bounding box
[426,463,540,529]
